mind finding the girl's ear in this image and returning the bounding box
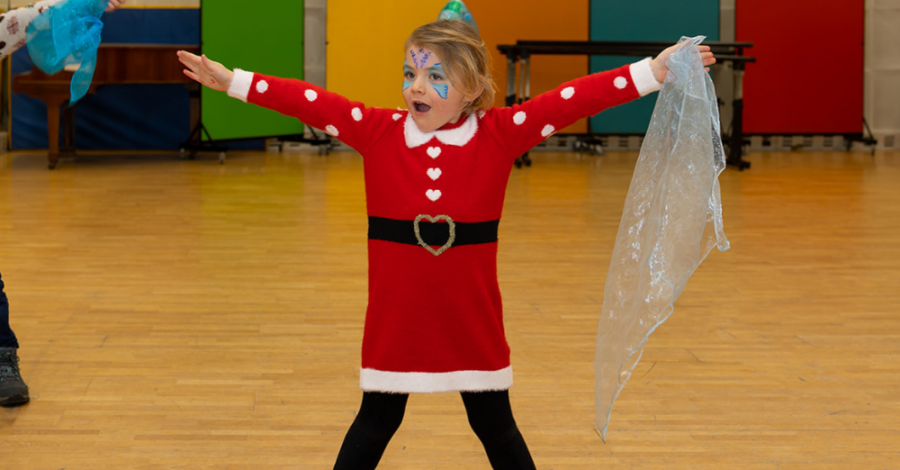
[466,84,485,103]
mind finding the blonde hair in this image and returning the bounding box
[405,20,495,115]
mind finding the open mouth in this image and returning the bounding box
[413,101,432,113]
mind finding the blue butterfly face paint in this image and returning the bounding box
[429,63,450,100]
[403,61,415,91]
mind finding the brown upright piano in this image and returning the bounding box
[12,43,200,169]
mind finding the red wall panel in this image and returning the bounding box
[737,0,863,134]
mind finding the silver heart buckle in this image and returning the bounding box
[413,214,456,256]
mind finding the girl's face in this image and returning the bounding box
[402,45,472,132]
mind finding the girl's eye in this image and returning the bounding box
[430,74,445,81]
[404,72,415,80]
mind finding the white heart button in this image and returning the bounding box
[427,168,442,181]
[427,147,441,159]
[426,189,442,201]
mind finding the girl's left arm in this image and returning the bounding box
[486,59,660,160]
[486,44,714,160]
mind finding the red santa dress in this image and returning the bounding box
[227,59,661,393]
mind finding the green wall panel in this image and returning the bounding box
[589,0,719,134]
[201,0,305,141]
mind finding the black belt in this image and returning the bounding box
[368,215,499,256]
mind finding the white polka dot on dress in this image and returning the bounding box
[614,77,628,89]
[305,89,318,102]
[541,124,555,137]
[393,113,402,121]
[351,107,363,121]
[325,125,339,136]
[561,87,575,100]
[256,80,269,94]
[513,111,527,125]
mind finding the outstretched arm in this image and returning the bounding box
[177,50,396,153]
[486,44,715,160]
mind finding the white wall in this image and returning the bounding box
[865,0,900,147]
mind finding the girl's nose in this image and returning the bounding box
[411,76,427,94]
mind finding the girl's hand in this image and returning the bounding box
[650,44,716,83]
[105,0,125,13]
[177,51,234,93]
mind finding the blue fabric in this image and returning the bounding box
[25,0,107,105]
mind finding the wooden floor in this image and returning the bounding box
[0,148,898,469]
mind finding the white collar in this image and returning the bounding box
[403,113,479,148]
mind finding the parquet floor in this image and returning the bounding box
[0,148,898,469]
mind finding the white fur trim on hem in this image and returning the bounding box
[629,58,662,97]
[227,69,254,102]
[360,366,513,393]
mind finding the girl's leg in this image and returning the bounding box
[333,391,409,470]
[461,390,537,470]
[0,271,19,349]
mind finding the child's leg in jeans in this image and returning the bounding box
[333,391,408,470]
[0,0,64,60]
[461,390,537,470]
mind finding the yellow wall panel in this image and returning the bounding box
[327,0,589,133]
[327,0,447,110]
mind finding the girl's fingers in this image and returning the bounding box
[201,54,217,71]
[183,69,200,82]
[178,51,203,66]
[178,57,201,75]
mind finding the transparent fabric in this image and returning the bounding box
[437,0,478,33]
[594,36,730,439]
[25,0,106,105]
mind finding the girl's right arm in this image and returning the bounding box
[178,51,395,153]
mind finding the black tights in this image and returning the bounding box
[333,390,537,470]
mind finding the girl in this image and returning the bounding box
[178,19,714,470]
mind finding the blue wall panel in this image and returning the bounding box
[589,0,719,134]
